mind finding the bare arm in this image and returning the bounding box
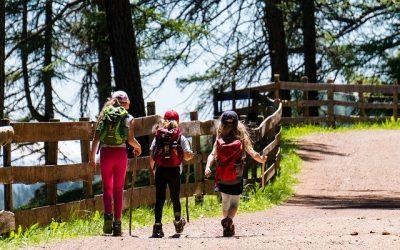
[128,119,142,156]
[89,132,99,170]
[245,146,267,164]
[205,142,217,177]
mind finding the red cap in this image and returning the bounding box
[164,110,179,122]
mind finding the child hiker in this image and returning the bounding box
[205,110,267,237]
[149,110,194,238]
[89,91,142,236]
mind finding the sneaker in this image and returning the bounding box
[103,213,113,234]
[173,218,186,234]
[221,217,234,237]
[152,223,164,238]
[112,220,122,237]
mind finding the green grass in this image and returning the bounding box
[2,119,400,249]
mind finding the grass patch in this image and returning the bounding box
[2,119,400,249]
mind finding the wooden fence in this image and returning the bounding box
[0,101,282,231]
[214,74,399,126]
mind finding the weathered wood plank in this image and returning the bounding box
[11,122,94,143]
[133,115,162,137]
[0,210,15,234]
[334,115,392,123]
[262,127,281,156]
[0,126,13,145]
[14,180,215,228]
[280,81,329,91]
[252,103,282,141]
[334,84,395,94]
[282,100,328,108]
[216,84,275,101]
[0,164,92,184]
[334,100,394,109]
[262,163,276,183]
[179,120,217,136]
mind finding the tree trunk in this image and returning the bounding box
[301,0,319,116]
[95,3,112,112]
[96,50,112,111]
[104,0,145,118]
[43,0,54,120]
[0,0,5,118]
[22,0,46,121]
[264,0,291,117]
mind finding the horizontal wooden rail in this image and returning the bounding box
[217,84,275,101]
[279,81,398,94]
[253,103,282,141]
[0,154,205,185]
[11,122,94,143]
[14,180,215,228]
[280,81,329,91]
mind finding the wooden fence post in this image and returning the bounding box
[213,88,219,117]
[190,111,203,204]
[393,80,398,121]
[231,82,236,110]
[302,76,309,118]
[0,119,12,211]
[327,79,335,127]
[274,74,280,101]
[45,118,59,205]
[146,101,156,185]
[357,80,366,119]
[80,118,93,198]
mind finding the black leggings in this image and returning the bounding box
[155,167,181,223]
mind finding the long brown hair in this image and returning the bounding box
[216,118,253,151]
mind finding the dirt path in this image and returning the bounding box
[29,130,400,249]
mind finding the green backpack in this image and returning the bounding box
[96,105,129,145]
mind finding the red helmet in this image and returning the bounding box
[164,110,179,122]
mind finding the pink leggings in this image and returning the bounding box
[100,147,128,220]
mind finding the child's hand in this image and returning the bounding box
[260,155,267,163]
[205,167,212,178]
[134,145,142,156]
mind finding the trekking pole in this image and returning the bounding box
[129,153,138,236]
[185,161,190,222]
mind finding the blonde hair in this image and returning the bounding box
[152,119,179,133]
[216,118,253,151]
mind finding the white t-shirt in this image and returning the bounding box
[102,114,133,148]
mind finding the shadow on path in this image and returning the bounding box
[286,194,400,210]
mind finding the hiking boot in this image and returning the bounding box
[103,213,113,234]
[173,218,186,234]
[221,217,234,237]
[112,220,122,236]
[152,223,164,238]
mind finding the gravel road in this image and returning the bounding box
[28,130,400,250]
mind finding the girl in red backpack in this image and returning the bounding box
[205,110,266,237]
[149,110,194,238]
[89,91,142,236]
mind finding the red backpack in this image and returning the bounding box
[216,137,245,184]
[153,127,183,167]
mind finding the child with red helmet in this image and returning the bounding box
[204,110,266,237]
[149,110,194,238]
